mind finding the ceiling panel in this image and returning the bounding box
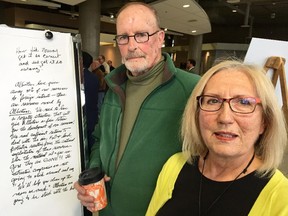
[1,0,61,7]
[52,0,86,6]
[0,0,287,42]
[151,0,211,35]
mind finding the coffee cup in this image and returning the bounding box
[78,167,107,211]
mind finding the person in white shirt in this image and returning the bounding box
[98,54,110,75]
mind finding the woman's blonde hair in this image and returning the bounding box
[181,59,287,176]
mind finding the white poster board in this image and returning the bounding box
[244,37,288,107]
[0,26,83,216]
[245,37,288,176]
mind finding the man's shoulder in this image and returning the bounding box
[84,69,98,82]
[175,68,201,83]
[103,61,109,67]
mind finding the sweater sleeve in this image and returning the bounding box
[249,170,288,216]
[88,123,101,168]
[146,153,187,216]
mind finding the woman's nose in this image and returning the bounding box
[217,102,234,124]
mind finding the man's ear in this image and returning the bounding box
[157,30,165,48]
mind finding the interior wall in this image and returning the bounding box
[280,150,288,176]
[13,7,78,28]
[99,45,122,68]
[174,51,188,69]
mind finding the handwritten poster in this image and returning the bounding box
[0,26,83,215]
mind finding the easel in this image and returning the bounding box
[264,56,288,124]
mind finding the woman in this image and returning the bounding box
[146,60,288,216]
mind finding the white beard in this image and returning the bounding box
[122,52,149,74]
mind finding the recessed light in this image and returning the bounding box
[183,4,190,8]
[232,9,237,13]
[192,30,197,33]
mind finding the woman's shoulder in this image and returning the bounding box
[162,152,188,172]
[271,170,288,189]
[156,152,188,191]
[249,170,288,215]
[256,170,288,202]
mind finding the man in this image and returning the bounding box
[82,51,99,154]
[107,60,115,72]
[186,58,197,74]
[98,54,110,75]
[74,2,200,216]
[91,59,107,118]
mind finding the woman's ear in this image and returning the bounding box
[259,116,266,135]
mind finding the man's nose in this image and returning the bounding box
[127,37,138,51]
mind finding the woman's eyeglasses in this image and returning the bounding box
[197,95,262,114]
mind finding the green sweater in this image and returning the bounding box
[147,152,288,216]
[89,53,200,216]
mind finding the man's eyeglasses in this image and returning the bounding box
[114,30,160,45]
[196,95,262,114]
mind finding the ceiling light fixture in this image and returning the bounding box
[183,4,190,8]
[192,30,197,33]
